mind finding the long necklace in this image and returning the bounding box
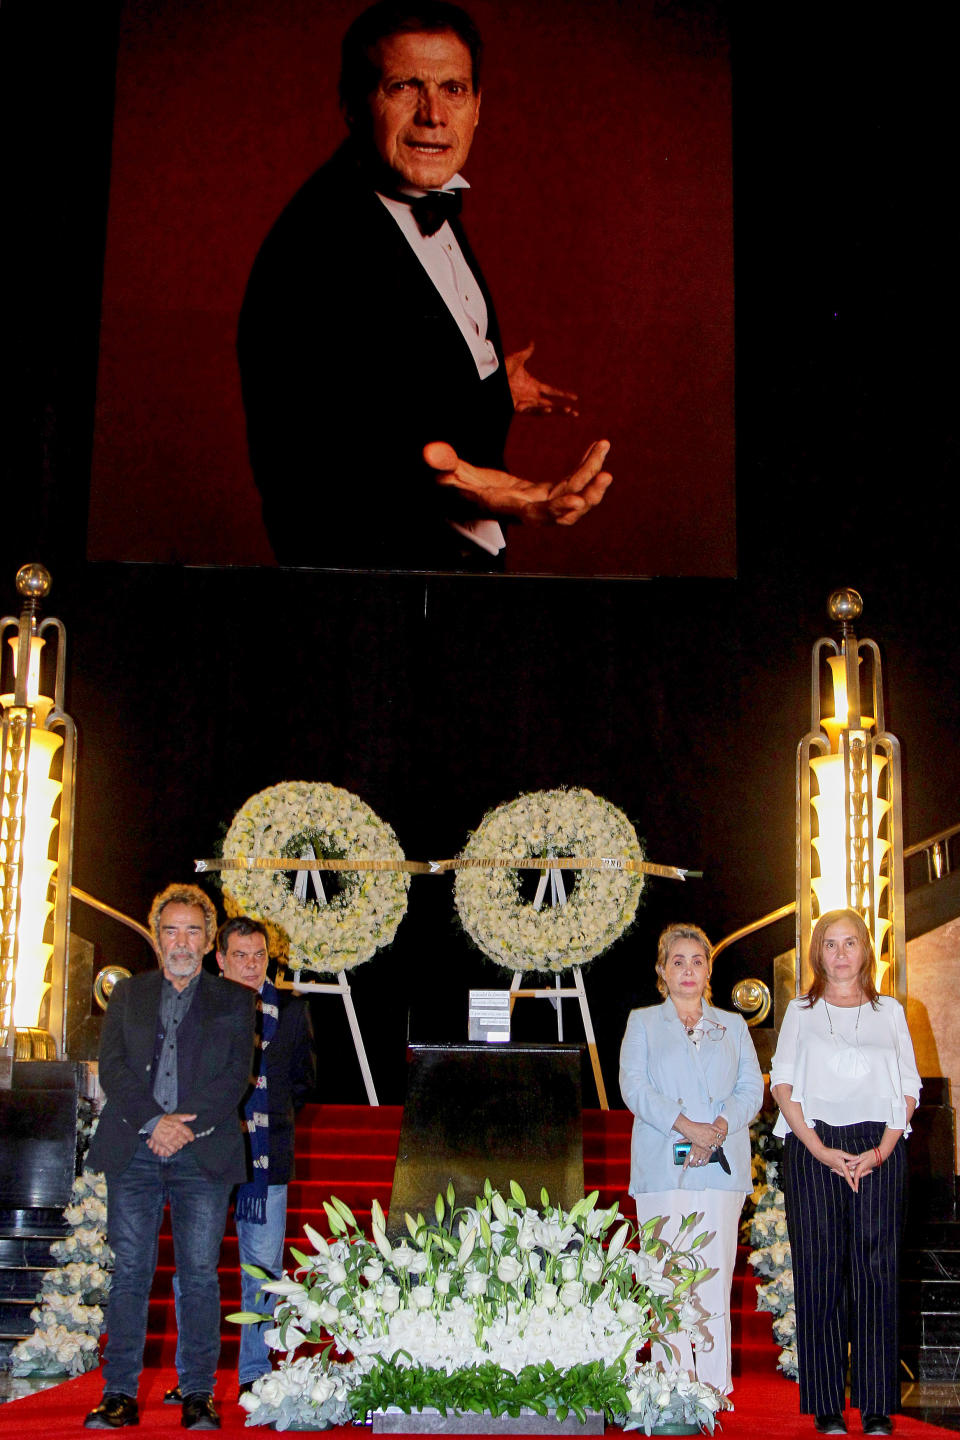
[823,996,863,1041]
[822,996,870,1077]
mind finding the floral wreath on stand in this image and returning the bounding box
[454,787,645,972]
[221,781,409,976]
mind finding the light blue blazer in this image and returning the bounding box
[619,1001,763,1194]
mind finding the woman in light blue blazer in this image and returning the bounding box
[619,923,763,1394]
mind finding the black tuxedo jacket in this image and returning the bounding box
[238,141,514,570]
[87,969,256,1183]
[256,989,315,1186]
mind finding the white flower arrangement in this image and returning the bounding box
[239,1353,357,1431]
[622,1361,732,1435]
[9,1322,101,1378]
[454,788,645,972]
[745,1150,797,1381]
[10,1165,113,1378]
[222,781,409,975]
[234,1181,727,1431]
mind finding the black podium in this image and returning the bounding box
[387,1042,583,1236]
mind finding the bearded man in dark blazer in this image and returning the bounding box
[84,885,256,1432]
[238,0,612,571]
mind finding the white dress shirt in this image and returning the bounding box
[377,177,506,556]
[771,994,922,1137]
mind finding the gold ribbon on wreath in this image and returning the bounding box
[196,855,701,880]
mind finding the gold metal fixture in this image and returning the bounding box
[796,589,905,1000]
[731,978,772,1026]
[0,564,77,1084]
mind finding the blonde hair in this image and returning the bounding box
[655,923,713,1004]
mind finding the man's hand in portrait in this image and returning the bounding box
[424,438,612,526]
[505,341,579,417]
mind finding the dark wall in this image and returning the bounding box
[3,4,959,1103]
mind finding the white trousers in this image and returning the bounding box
[635,1188,746,1395]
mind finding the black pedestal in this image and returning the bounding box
[0,1062,77,1351]
[0,1062,78,1209]
[388,1042,583,1236]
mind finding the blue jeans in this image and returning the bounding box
[103,1143,232,1399]
[174,1183,287,1386]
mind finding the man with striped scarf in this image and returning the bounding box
[166,917,315,1408]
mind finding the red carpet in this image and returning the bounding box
[0,1106,951,1436]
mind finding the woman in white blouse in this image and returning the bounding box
[771,908,921,1440]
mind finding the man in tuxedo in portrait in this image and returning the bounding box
[163,917,316,1402]
[84,885,256,1432]
[238,0,613,571]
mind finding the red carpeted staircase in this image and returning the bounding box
[144,1104,773,1375]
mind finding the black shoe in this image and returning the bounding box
[814,1418,846,1436]
[237,1381,257,1398]
[164,1386,183,1405]
[862,1417,892,1436]
[181,1393,221,1430]
[84,1394,140,1429]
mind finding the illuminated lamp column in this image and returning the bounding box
[796,589,905,999]
[0,565,77,1084]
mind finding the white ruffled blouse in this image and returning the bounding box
[770,994,922,1138]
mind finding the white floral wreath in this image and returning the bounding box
[221,781,409,975]
[454,787,644,972]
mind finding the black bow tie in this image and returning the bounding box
[408,189,462,236]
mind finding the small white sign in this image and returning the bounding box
[468,989,511,1043]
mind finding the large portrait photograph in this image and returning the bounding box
[87,0,733,578]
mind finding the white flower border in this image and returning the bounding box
[454,788,644,972]
[222,781,409,975]
[745,1151,798,1380]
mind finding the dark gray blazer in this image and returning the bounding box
[87,968,256,1183]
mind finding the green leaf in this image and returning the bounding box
[509,1179,527,1208]
[225,1310,272,1325]
[240,1263,269,1279]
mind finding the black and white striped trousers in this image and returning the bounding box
[783,1120,905,1417]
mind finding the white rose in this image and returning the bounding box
[540,1283,558,1309]
[497,1256,523,1284]
[560,1257,579,1281]
[380,1284,401,1313]
[435,1272,452,1295]
[410,1285,434,1309]
[327,1261,347,1284]
[581,1254,604,1284]
[258,1376,285,1406]
[408,1253,430,1275]
[558,1280,583,1308]
[318,1301,340,1326]
[464,1272,488,1298]
[391,1244,416,1270]
[362,1259,383,1284]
